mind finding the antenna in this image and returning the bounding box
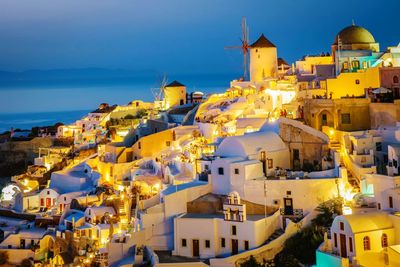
[225,17,250,80]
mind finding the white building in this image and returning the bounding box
[208,131,290,196]
[173,191,280,259]
[84,206,116,224]
[38,188,59,210]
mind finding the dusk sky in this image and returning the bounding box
[0,0,400,115]
[0,0,399,74]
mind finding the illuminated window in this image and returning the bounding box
[363,236,371,251]
[382,233,388,248]
[362,61,367,68]
[268,159,273,169]
[352,60,360,69]
[343,62,349,70]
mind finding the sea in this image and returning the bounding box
[0,73,233,132]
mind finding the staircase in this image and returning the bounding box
[265,229,285,244]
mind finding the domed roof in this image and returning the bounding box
[333,25,375,45]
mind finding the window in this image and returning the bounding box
[378,203,381,210]
[334,233,337,247]
[204,164,209,170]
[221,238,225,248]
[362,61,367,68]
[352,60,360,69]
[286,191,291,196]
[382,233,388,248]
[234,168,239,175]
[47,190,50,195]
[232,225,237,236]
[341,113,351,124]
[244,240,249,250]
[138,142,141,149]
[389,196,393,209]
[363,236,371,251]
[349,237,353,252]
[40,198,44,206]
[205,240,210,248]
[394,76,399,84]
[181,239,187,247]
[340,222,344,231]
[343,62,349,70]
[64,197,67,201]
[166,141,171,147]
[376,142,382,151]
[267,159,273,169]
[218,167,224,175]
[355,79,360,85]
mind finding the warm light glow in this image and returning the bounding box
[342,205,352,215]
[1,184,21,201]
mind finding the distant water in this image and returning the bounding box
[0,74,232,132]
[0,110,91,133]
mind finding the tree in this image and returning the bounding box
[0,251,9,265]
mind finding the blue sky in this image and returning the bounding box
[0,0,399,74]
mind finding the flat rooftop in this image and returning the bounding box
[180,213,267,221]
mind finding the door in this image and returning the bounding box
[340,234,347,258]
[284,198,293,215]
[321,114,327,126]
[46,198,51,208]
[20,239,25,249]
[231,239,238,255]
[192,239,199,257]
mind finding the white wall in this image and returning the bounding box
[243,178,343,214]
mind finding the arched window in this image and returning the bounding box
[363,236,371,251]
[394,76,399,84]
[382,233,388,248]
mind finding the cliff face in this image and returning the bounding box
[0,137,53,178]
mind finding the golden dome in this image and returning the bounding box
[333,25,375,45]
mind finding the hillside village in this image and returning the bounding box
[0,23,400,267]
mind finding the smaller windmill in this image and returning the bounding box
[225,17,250,80]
